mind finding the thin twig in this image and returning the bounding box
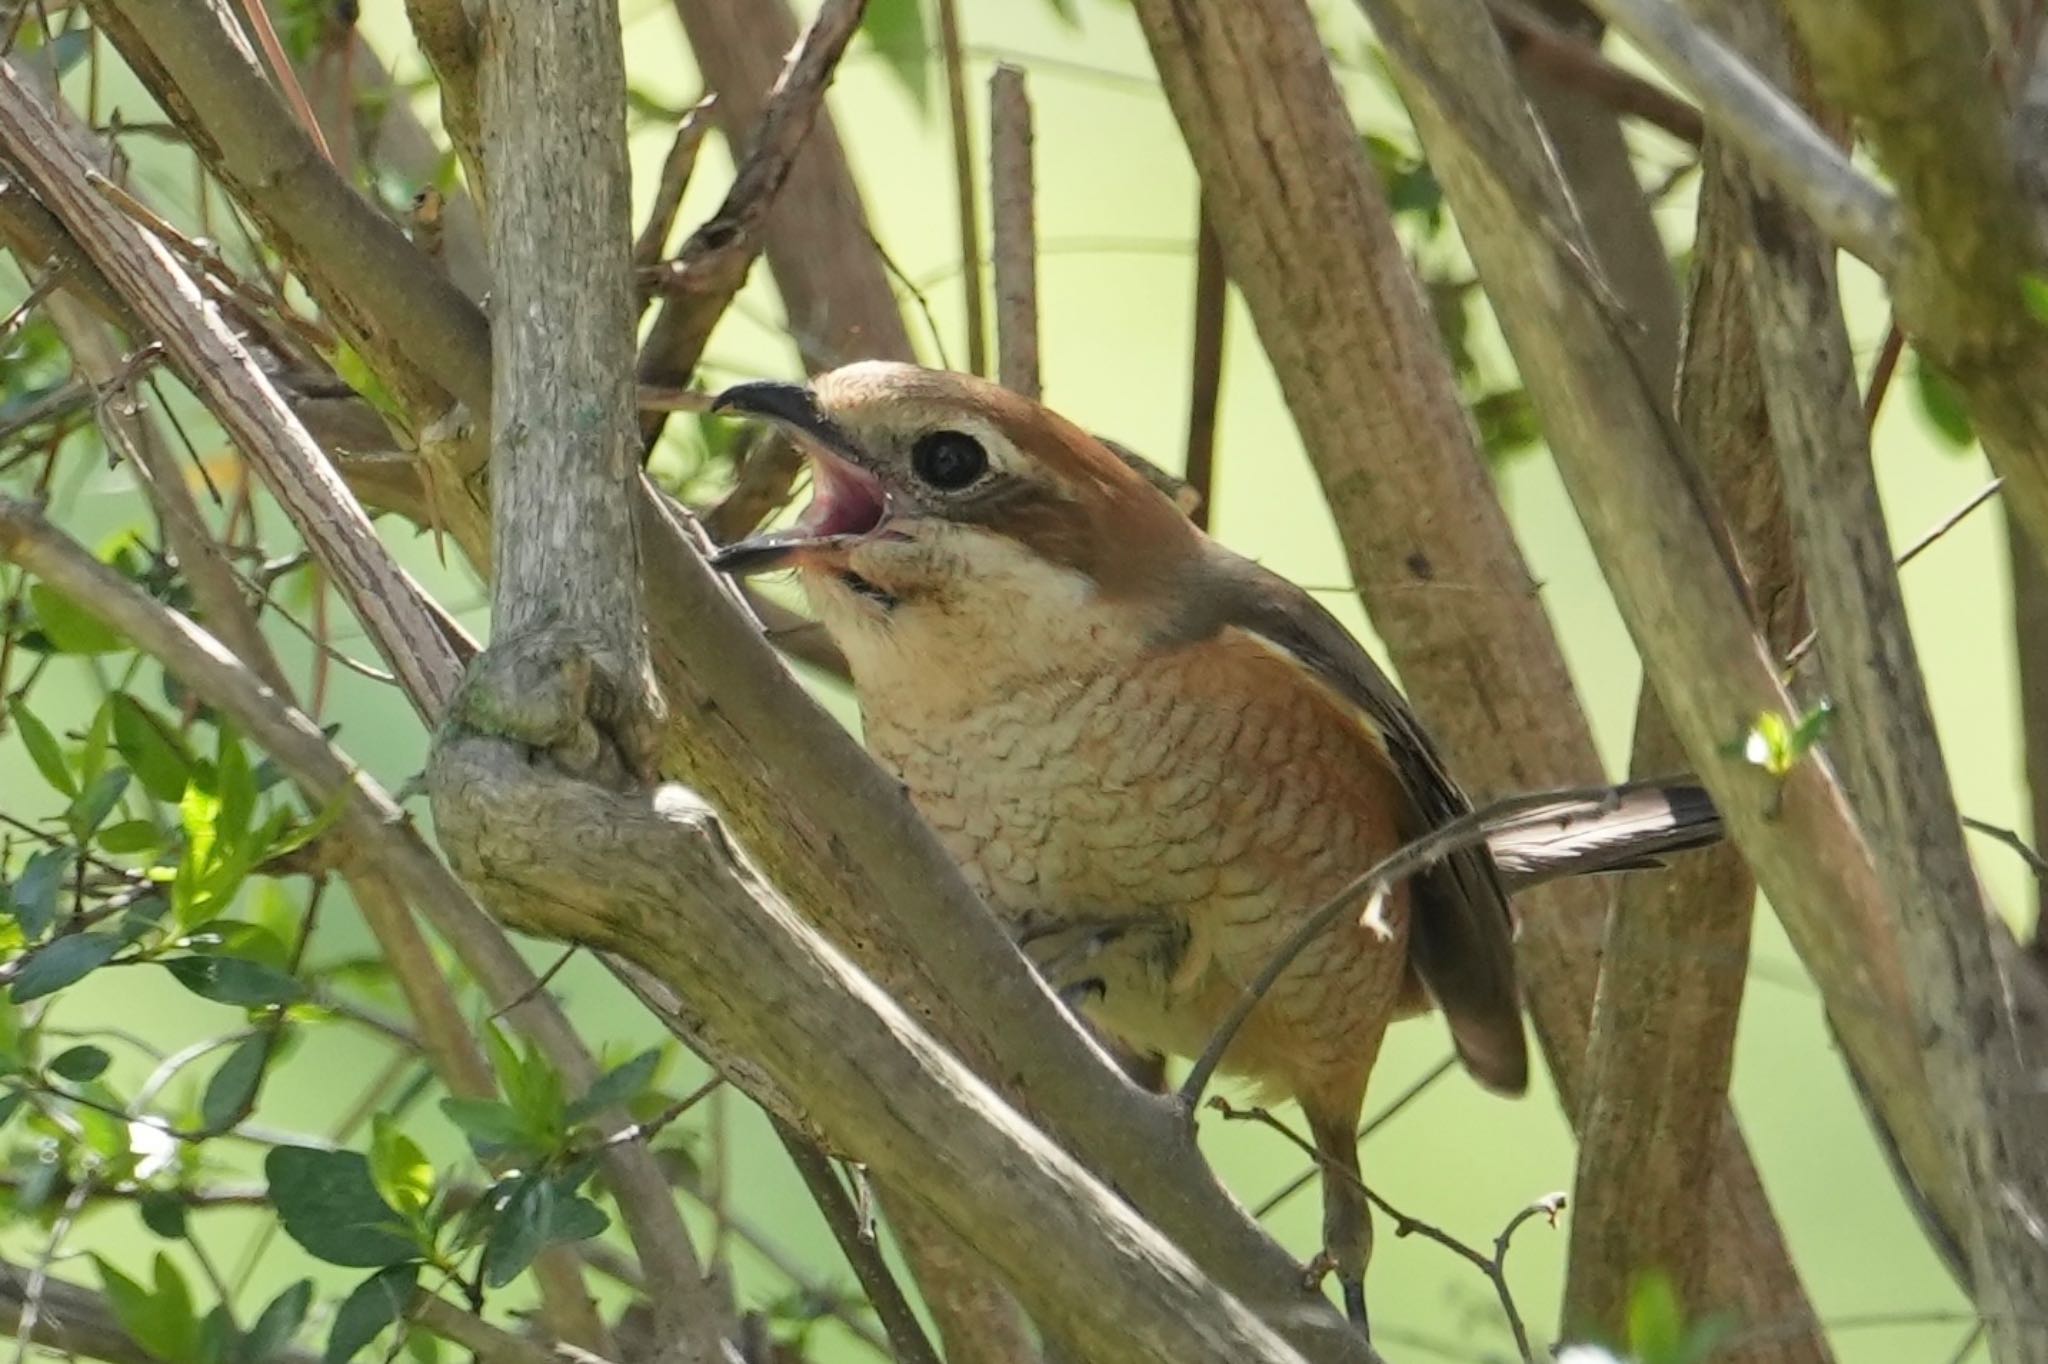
[631,93,718,285]
[772,1120,944,1364]
[1784,478,2002,667]
[1963,816,2048,882]
[1211,1098,1559,1364]
[988,64,1038,398]
[1182,202,1225,531]
[936,0,986,375]
[1252,1053,1459,1217]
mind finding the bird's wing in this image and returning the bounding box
[1184,548,1529,1096]
[1483,781,1721,890]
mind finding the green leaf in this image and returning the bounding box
[48,1043,110,1082]
[9,848,72,940]
[862,0,930,112]
[215,729,257,857]
[244,1280,312,1364]
[13,933,121,1002]
[481,1175,552,1288]
[2023,273,2048,327]
[481,1024,565,1143]
[30,582,125,654]
[567,1047,661,1123]
[369,1115,435,1219]
[179,921,293,970]
[98,819,166,855]
[12,703,76,797]
[267,1147,419,1267]
[201,1034,269,1132]
[139,1190,189,1240]
[1911,351,1976,448]
[324,1264,419,1364]
[439,1097,533,1156]
[112,696,192,803]
[67,767,131,842]
[94,1253,204,1364]
[546,1191,609,1246]
[1627,1271,1686,1364]
[163,955,304,1007]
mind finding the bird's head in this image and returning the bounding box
[709,362,1202,693]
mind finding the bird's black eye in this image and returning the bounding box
[910,430,988,490]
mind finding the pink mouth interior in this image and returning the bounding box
[795,452,888,538]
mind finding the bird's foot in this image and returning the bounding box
[1300,1249,1336,1293]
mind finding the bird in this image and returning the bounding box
[706,361,1722,1329]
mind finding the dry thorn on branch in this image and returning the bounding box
[989,64,1039,399]
[1210,1098,1560,1364]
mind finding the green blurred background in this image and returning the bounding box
[3,0,2025,1359]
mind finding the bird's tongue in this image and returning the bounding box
[709,451,888,575]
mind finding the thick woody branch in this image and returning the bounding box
[1704,0,2048,1345]
[1573,0,1902,275]
[1490,0,1704,146]
[1357,0,1967,1267]
[1565,146,1821,1351]
[472,0,656,760]
[428,696,1317,1364]
[398,0,485,202]
[1128,0,1812,1333]
[636,0,867,447]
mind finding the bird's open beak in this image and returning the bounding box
[707,382,893,575]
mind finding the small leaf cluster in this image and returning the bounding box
[261,1033,664,1361]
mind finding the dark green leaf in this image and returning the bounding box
[179,921,292,970]
[30,582,125,654]
[243,1280,311,1364]
[0,1089,25,1132]
[201,1034,269,1132]
[13,933,121,1002]
[862,0,930,112]
[68,768,131,842]
[198,1305,236,1364]
[12,704,76,797]
[94,1253,204,1364]
[163,955,304,1007]
[97,819,166,855]
[9,848,72,940]
[438,1097,532,1156]
[1911,352,1975,448]
[324,1264,419,1364]
[567,1047,661,1123]
[49,1043,110,1082]
[139,1190,189,1240]
[112,696,192,803]
[481,1176,551,1288]
[546,1192,609,1246]
[265,1147,419,1267]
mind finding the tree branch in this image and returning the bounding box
[1127,3,1815,1339]
[1573,0,1903,274]
[1357,0,1969,1268]
[989,64,1039,398]
[636,0,867,447]
[1563,138,1823,1352]
[0,1255,319,1364]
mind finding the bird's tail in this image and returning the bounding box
[1482,779,1723,892]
